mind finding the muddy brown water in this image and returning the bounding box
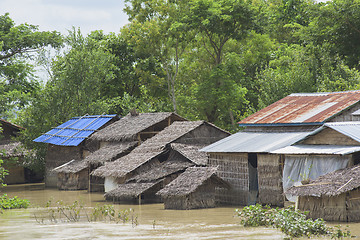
[0,184,359,240]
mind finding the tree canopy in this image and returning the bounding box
[2,0,360,174]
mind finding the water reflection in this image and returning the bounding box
[0,184,359,240]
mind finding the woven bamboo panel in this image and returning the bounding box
[346,188,360,222]
[299,195,347,222]
[257,154,284,206]
[209,153,248,205]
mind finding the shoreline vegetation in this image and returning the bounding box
[236,204,352,239]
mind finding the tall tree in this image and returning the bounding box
[0,13,62,118]
[124,0,193,112]
[181,0,254,125]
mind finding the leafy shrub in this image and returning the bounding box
[235,204,352,239]
[0,194,30,209]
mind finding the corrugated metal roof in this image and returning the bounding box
[33,114,117,146]
[239,91,360,126]
[201,131,311,153]
[271,145,360,155]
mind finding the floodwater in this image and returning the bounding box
[0,184,359,240]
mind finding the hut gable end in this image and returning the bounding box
[301,128,360,146]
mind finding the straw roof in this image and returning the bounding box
[170,143,208,166]
[53,160,88,173]
[104,181,161,199]
[90,112,185,142]
[157,167,229,197]
[92,121,206,178]
[127,156,194,183]
[0,140,29,157]
[286,165,360,197]
[85,141,137,166]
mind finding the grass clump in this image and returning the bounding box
[235,204,352,239]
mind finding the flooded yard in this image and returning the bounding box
[0,184,359,240]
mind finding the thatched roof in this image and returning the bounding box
[92,121,206,178]
[0,140,29,157]
[286,165,360,197]
[157,167,229,197]
[90,112,185,142]
[104,181,161,199]
[85,141,137,166]
[52,160,88,173]
[170,143,208,166]
[127,156,193,183]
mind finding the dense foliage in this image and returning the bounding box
[236,204,352,239]
[0,194,30,209]
[0,0,360,174]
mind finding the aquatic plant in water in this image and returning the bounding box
[33,200,138,226]
[0,194,30,209]
[235,204,352,239]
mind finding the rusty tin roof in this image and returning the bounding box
[239,91,360,126]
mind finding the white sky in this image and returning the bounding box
[0,0,130,35]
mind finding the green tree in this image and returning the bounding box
[0,13,62,118]
[178,0,253,126]
[123,0,193,112]
[295,0,360,69]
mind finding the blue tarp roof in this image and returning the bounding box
[33,114,117,146]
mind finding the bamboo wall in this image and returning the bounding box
[163,183,216,210]
[208,152,249,205]
[57,170,88,190]
[45,145,82,187]
[346,188,360,222]
[257,154,284,206]
[299,194,349,222]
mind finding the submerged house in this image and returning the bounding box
[157,167,230,210]
[0,119,30,184]
[92,121,230,203]
[202,91,360,206]
[50,112,185,191]
[33,114,118,187]
[286,165,360,222]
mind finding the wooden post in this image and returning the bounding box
[138,194,141,205]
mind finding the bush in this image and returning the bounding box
[0,194,30,209]
[235,204,352,239]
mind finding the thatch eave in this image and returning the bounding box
[157,167,229,197]
[90,112,186,142]
[104,181,161,199]
[286,165,360,197]
[53,159,88,174]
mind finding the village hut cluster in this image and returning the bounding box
[31,90,360,218]
[0,119,36,184]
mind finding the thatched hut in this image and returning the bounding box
[92,121,230,193]
[157,167,230,210]
[33,114,118,187]
[86,112,186,191]
[42,112,185,190]
[286,165,360,222]
[105,144,207,203]
[52,160,88,190]
[104,181,163,203]
[0,119,35,184]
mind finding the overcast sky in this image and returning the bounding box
[0,0,130,35]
